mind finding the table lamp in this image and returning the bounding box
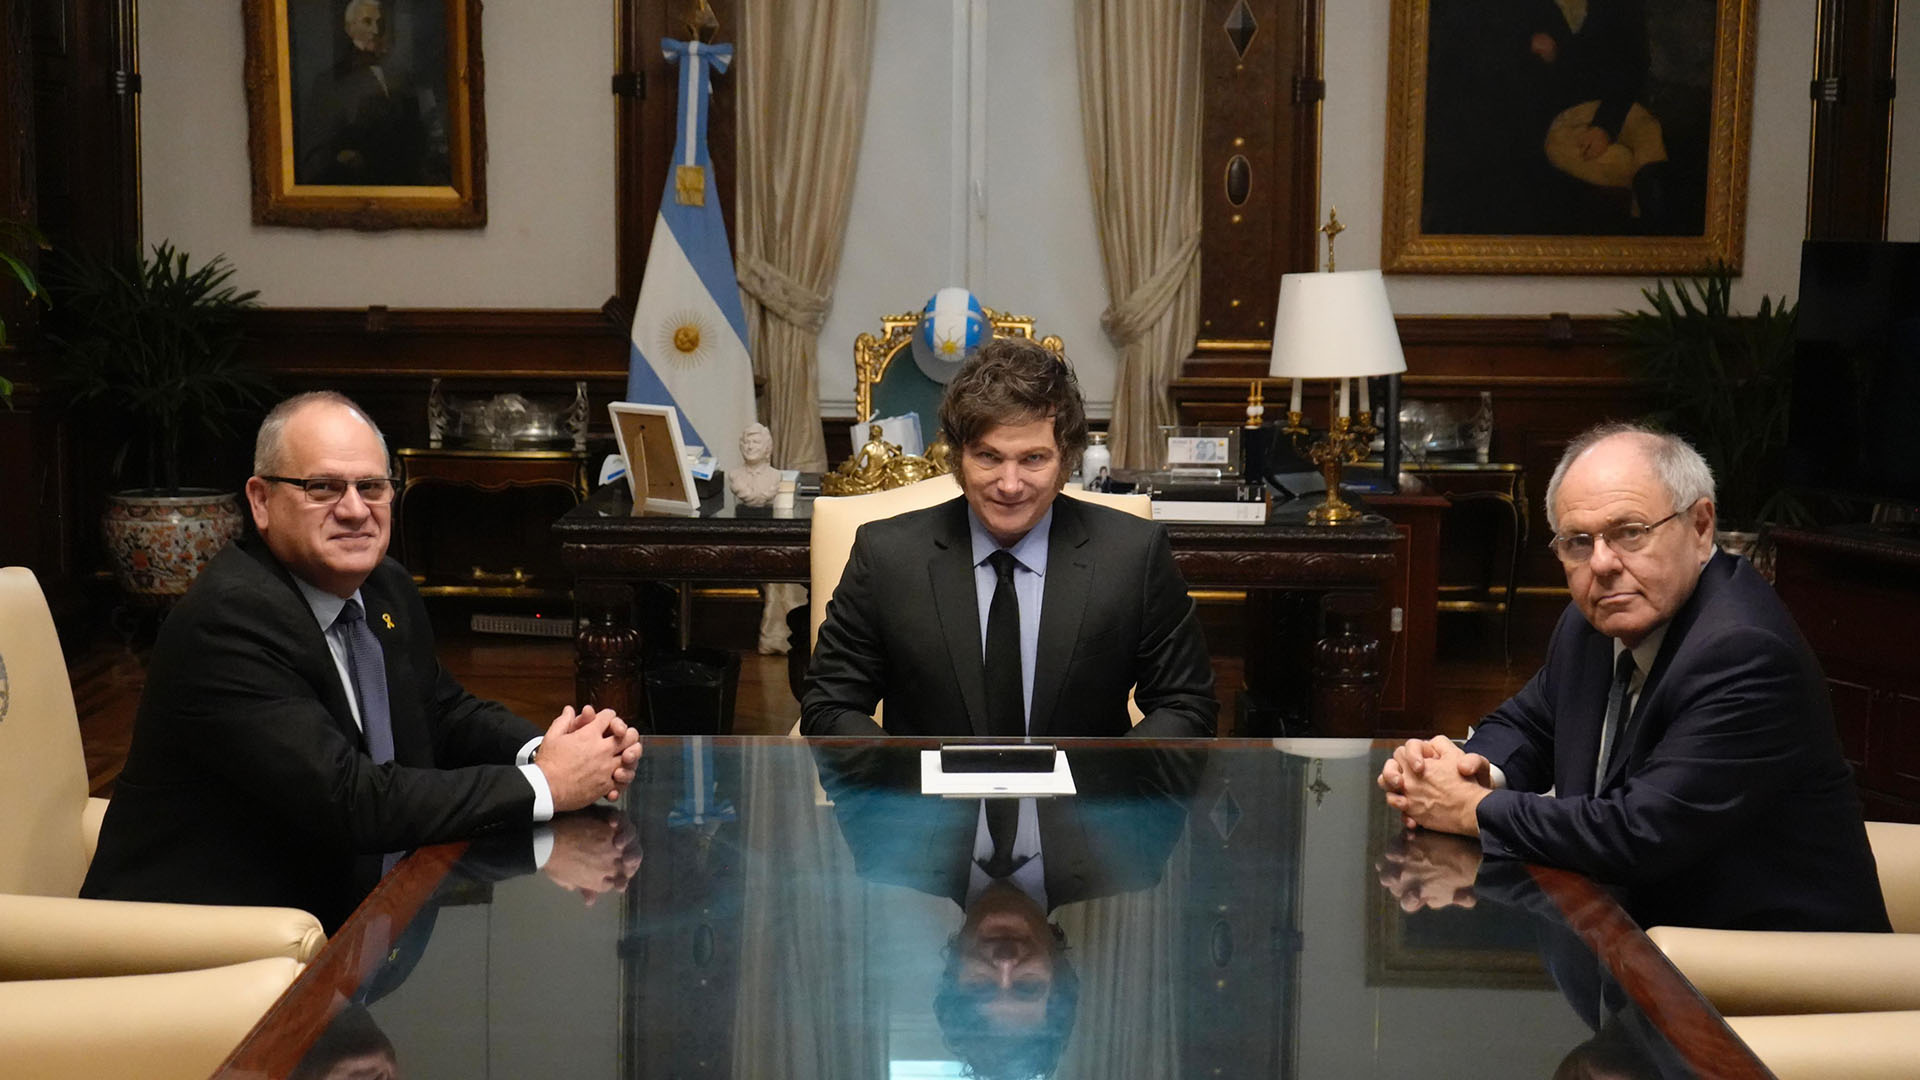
[1267,269,1407,524]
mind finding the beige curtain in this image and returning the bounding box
[1074,0,1204,469]
[1053,838,1190,1078]
[735,0,879,474]
[729,742,885,1078]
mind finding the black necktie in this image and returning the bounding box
[337,599,402,873]
[984,550,1025,737]
[979,798,1029,879]
[1594,649,1636,790]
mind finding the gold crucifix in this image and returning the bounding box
[1320,208,1345,273]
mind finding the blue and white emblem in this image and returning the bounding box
[0,650,9,723]
[909,287,987,384]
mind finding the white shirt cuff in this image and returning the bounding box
[519,762,555,823]
[515,736,542,766]
[530,824,555,870]
[1487,763,1509,790]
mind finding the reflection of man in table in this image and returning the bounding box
[815,745,1198,1080]
[82,392,640,933]
[801,337,1216,738]
[298,0,448,186]
[1377,424,1888,932]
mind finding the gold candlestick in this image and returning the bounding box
[1284,411,1368,525]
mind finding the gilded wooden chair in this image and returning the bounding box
[853,306,1067,432]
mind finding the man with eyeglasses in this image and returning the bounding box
[1376,423,1887,932]
[84,392,642,932]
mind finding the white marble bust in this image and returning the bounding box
[728,422,781,506]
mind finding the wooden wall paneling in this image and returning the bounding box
[31,0,139,260]
[241,307,632,449]
[1807,0,1899,240]
[1198,0,1322,344]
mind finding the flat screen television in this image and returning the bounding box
[1784,241,1920,508]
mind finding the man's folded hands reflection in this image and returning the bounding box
[540,805,643,905]
[1376,828,1486,913]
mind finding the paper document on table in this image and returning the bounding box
[919,749,1077,797]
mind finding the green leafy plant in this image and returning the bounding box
[49,241,271,494]
[0,220,52,405]
[1617,265,1802,530]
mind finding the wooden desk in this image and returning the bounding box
[554,485,1436,736]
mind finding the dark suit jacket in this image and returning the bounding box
[814,744,1200,909]
[800,496,1217,739]
[81,538,541,933]
[1468,550,1889,931]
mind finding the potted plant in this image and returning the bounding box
[0,220,50,406]
[1617,265,1801,557]
[48,241,271,602]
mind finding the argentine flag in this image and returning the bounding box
[627,38,756,473]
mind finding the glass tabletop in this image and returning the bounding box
[224,738,1762,1080]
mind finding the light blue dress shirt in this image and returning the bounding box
[965,504,1052,732]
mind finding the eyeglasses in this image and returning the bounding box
[261,475,398,505]
[1548,505,1690,565]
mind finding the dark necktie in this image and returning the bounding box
[978,798,1030,879]
[1594,649,1637,790]
[984,550,1025,737]
[337,599,401,873]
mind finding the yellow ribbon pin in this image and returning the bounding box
[382,613,395,629]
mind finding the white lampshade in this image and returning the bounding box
[1267,269,1408,379]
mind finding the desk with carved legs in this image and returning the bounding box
[554,485,1430,736]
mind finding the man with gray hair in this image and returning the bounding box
[1377,423,1887,931]
[84,392,640,932]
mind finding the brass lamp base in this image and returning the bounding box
[1285,412,1370,527]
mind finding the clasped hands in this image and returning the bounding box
[537,705,644,812]
[1376,735,1493,837]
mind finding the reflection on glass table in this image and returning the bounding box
[222,739,1766,1080]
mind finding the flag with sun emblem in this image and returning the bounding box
[625,38,756,473]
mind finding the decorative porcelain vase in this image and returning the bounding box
[100,490,245,603]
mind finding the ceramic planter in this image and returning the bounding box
[100,490,244,602]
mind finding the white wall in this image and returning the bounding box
[1890,0,1920,242]
[136,0,1822,404]
[138,2,615,308]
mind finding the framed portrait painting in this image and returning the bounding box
[243,0,486,229]
[1381,0,1755,274]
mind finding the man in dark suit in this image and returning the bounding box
[801,337,1216,739]
[83,392,640,932]
[1378,423,1888,931]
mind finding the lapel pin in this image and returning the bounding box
[382,613,395,629]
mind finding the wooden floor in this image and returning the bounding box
[69,600,1551,797]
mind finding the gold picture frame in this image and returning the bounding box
[242,0,486,230]
[1381,0,1755,275]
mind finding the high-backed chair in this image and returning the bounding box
[0,566,325,976]
[0,956,304,1080]
[1721,1010,1920,1080]
[1645,821,1920,1016]
[802,476,1154,730]
[852,306,1067,435]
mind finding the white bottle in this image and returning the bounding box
[1082,431,1111,491]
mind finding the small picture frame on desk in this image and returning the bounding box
[608,402,699,515]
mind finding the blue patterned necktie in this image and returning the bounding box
[337,599,401,873]
[1594,649,1636,791]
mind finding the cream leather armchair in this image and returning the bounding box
[1646,821,1920,1016]
[0,955,304,1080]
[803,476,1153,732]
[0,566,326,977]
